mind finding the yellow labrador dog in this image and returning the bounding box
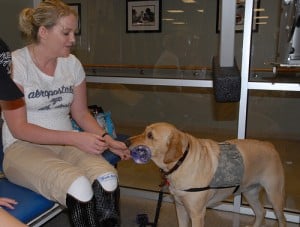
[128,122,286,227]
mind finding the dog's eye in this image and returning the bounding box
[147,132,154,140]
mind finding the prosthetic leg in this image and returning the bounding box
[66,194,97,227]
[92,180,120,227]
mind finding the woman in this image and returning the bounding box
[1,1,130,226]
[0,38,27,227]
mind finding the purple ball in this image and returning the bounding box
[130,145,152,164]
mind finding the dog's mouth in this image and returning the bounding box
[130,145,152,164]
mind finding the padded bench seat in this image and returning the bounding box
[0,125,128,225]
[0,178,62,226]
[0,136,63,226]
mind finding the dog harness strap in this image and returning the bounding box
[183,185,240,192]
[184,186,211,192]
[162,144,190,176]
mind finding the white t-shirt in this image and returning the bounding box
[2,47,85,150]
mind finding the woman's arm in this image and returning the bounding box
[70,80,130,160]
[70,80,106,135]
[3,102,107,155]
[0,208,27,227]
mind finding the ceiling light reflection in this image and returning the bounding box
[163,18,175,21]
[173,22,186,25]
[182,0,196,3]
[167,10,184,13]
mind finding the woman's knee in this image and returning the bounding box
[67,176,93,202]
[97,172,118,192]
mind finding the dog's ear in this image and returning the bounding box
[163,131,183,164]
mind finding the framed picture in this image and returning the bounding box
[216,0,260,33]
[126,0,162,33]
[68,3,81,35]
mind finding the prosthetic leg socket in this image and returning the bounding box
[66,194,97,227]
[92,180,120,227]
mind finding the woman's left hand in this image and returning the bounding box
[105,136,131,160]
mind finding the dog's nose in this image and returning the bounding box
[124,139,131,148]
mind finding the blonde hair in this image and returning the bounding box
[19,0,77,43]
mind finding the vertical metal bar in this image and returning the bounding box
[234,0,254,214]
[220,0,236,67]
[238,0,254,140]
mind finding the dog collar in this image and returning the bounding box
[161,144,190,176]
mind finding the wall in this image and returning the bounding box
[1,0,299,140]
[0,1,31,50]
[65,0,281,69]
[0,0,282,67]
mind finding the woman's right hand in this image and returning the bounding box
[0,197,18,210]
[72,131,109,155]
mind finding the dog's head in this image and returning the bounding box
[127,122,187,170]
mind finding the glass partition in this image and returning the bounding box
[87,82,239,191]
[246,0,300,217]
[64,0,300,221]
[245,89,300,213]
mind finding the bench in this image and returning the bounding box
[0,119,128,226]
[0,123,63,226]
